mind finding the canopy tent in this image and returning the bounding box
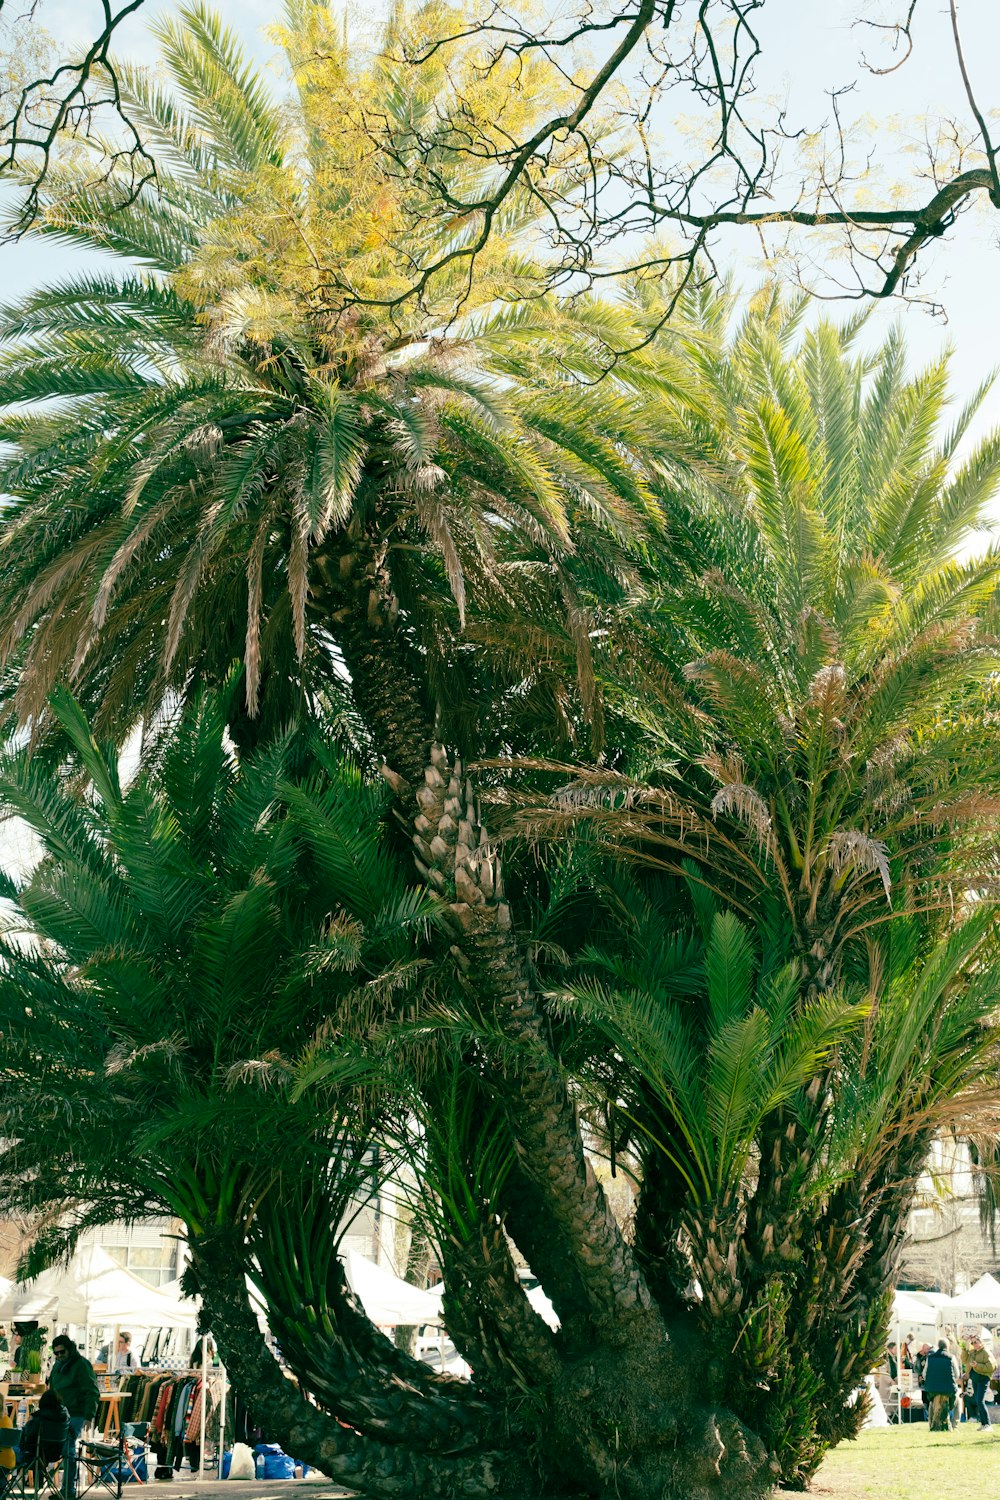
[526,1286,559,1330]
[343,1250,443,1326]
[0,1245,198,1328]
[893,1290,938,1324]
[911,1291,951,1310]
[891,1289,938,1341]
[935,1272,1000,1329]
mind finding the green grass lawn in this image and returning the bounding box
[806,1423,997,1498]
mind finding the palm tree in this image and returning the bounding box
[5,7,998,1483]
[506,285,1000,1481]
[0,14,699,1490]
[0,3,670,756]
[545,862,1000,1485]
[0,688,526,1492]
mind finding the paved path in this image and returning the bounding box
[146,1481,352,1499]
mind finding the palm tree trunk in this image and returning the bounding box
[190,1228,536,1499]
[251,1205,494,1451]
[323,534,651,1339]
[497,1165,601,1347]
[412,741,653,1337]
[438,1213,561,1387]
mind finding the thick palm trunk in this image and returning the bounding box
[416,740,655,1340]
[324,534,652,1338]
[438,1212,562,1388]
[497,1164,603,1349]
[194,1224,772,1500]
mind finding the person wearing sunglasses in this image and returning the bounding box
[49,1337,100,1490]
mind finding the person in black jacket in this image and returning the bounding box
[49,1335,100,1490]
[19,1388,70,1472]
[923,1339,961,1431]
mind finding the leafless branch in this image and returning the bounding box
[948,0,1000,208]
[5,0,1000,338]
[0,0,154,235]
[855,2,919,76]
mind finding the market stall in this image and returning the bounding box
[935,1272,1000,1334]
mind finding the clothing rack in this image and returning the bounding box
[117,1370,224,1476]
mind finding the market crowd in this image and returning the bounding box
[882,1332,998,1430]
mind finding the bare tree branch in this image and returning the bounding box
[948,0,1000,207]
[0,0,154,234]
[5,0,1000,334]
[855,2,919,76]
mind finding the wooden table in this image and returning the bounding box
[2,1393,39,1422]
[98,1390,131,1438]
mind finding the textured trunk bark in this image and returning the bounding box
[743,1075,829,1279]
[497,1164,601,1349]
[319,529,436,789]
[251,1212,495,1452]
[321,535,651,1341]
[438,1213,561,1388]
[192,1229,771,1500]
[412,742,653,1340]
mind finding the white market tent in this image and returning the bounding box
[893,1290,938,1326]
[935,1272,1000,1330]
[891,1290,937,1343]
[423,1278,560,1331]
[343,1250,443,1326]
[0,1245,198,1329]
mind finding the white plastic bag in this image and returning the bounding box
[228,1442,255,1480]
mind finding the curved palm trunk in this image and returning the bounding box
[197,1219,770,1500]
[298,533,777,1497]
[324,534,653,1338]
[438,1212,562,1388]
[191,1229,536,1500]
[251,1204,495,1452]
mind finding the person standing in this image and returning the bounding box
[189,1337,215,1369]
[913,1342,932,1415]
[97,1333,139,1373]
[923,1339,960,1432]
[965,1335,995,1432]
[48,1335,100,1489]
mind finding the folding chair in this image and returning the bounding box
[118,1427,147,1487]
[75,1436,125,1500]
[0,1438,71,1500]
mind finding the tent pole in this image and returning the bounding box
[197,1328,208,1481]
[216,1361,228,1479]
